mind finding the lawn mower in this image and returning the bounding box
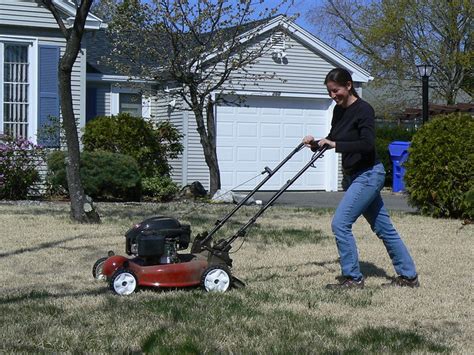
[92,142,328,295]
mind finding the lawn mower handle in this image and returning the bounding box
[199,142,305,246]
[213,145,329,251]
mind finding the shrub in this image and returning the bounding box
[82,113,183,177]
[404,113,473,219]
[375,125,415,187]
[142,176,180,202]
[47,150,142,201]
[0,135,45,200]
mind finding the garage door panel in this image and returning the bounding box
[260,147,281,162]
[237,147,257,161]
[260,123,281,137]
[219,147,234,161]
[237,122,258,137]
[217,96,331,191]
[219,122,234,137]
[283,124,304,138]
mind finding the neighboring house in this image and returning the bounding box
[0,0,103,147]
[84,16,373,192]
[1,1,373,192]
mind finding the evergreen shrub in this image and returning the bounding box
[82,113,183,177]
[142,176,179,202]
[47,150,142,201]
[404,113,473,219]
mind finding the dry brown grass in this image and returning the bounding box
[0,201,472,353]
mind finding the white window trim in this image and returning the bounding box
[0,35,38,144]
[110,86,150,118]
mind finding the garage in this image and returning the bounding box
[216,95,338,191]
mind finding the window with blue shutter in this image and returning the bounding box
[86,87,97,122]
[38,45,60,147]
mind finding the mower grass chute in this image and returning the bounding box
[93,142,328,295]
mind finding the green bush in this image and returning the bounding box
[404,113,473,219]
[142,176,180,202]
[375,125,415,187]
[47,150,142,201]
[0,135,45,200]
[82,113,183,177]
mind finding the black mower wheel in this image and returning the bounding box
[201,265,232,293]
[92,257,108,281]
[109,269,138,296]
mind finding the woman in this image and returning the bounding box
[303,68,419,289]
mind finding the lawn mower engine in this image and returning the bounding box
[125,216,191,265]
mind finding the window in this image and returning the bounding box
[119,93,142,116]
[2,44,29,138]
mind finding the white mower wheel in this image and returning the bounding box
[92,257,108,281]
[110,269,138,296]
[201,265,232,293]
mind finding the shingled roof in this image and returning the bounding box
[83,16,275,77]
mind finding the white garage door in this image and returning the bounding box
[216,95,333,191]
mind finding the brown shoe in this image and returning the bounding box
[326,276,364,290]
[382,276,420,288]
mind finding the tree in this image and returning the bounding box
[106,0,291,195]
[41,0,100,223]
[308,0,472,105]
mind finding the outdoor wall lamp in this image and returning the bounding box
[416,64,433,124]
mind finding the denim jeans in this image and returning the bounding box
[331,163,417,280]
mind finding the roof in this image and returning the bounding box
[84,15,372,83]
[52,0,104,30]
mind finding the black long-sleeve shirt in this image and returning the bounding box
[325,99,380,175]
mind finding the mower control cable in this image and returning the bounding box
[199,142,306,246]
[217,145,329,250]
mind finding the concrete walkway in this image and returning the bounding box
[253,191,417,212]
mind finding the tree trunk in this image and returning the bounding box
[193,102,221,196]
[58,60,88,222]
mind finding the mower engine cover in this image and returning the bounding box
[125,216,191,257]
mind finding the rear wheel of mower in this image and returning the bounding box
[109,269,138,296]
[201,265,232,293]
[92,257,108,281]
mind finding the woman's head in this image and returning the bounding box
[324,68,359,107]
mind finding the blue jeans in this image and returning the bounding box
[332,163,417,280]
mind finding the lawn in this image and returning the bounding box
[0,201,472,353]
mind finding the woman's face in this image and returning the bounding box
[326,80,353,107]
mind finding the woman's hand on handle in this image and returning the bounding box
[317,138,336,149]
[302,135,315,147]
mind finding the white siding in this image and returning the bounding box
[219,31,336,95]
[152,95,186,186]
[0,0,69,29]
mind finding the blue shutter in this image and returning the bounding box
[38,45,60,147]
[86,87,97,122]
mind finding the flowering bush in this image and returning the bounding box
[0,134,45,200]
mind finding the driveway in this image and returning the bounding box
[253,191,417,212]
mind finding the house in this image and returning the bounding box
[1,1,373,192]
[84,16,373,192]
[0,0,103,147]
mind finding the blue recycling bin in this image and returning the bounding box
[388,141,411,193]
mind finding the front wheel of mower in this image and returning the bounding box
[109,269,138,296]
[201,265,232,293]
[92,257,108,281]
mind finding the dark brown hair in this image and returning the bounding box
[324,67,359,97]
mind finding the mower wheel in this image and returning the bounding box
[109,269,138,296]
[92,257,108,281]
[201,265,232,293]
